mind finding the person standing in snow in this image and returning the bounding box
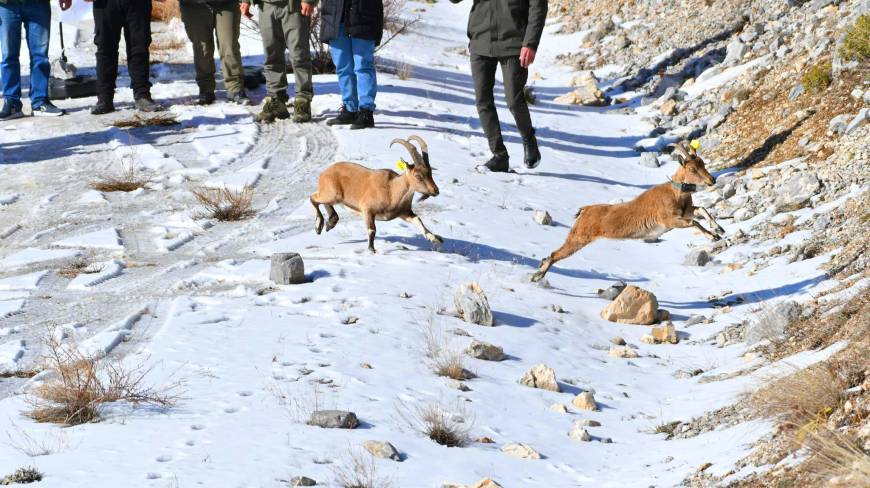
[180,0,250,106]
[241,0,316,123]
[0,0,70,119]
[450,0,546,172]
[86,0,166,114]
[320,0,383,130]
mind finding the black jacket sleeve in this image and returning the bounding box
[522,0,547,49]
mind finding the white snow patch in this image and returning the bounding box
[1,248,81,268]
[54,228,123,251]
[67,260,125,290]
[0,271,48,291]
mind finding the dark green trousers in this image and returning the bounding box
[470,53,534,156]
[260,1,313,102]
[180,2,244,94]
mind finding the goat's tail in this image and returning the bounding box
[574,207,584,219]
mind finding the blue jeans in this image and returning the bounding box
[329,24,376,112]
[0,1,51,108]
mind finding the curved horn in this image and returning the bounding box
[407,135,430,167]
[390,138,422,165]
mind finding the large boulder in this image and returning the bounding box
[600,285,660,325]
[454,282,494,326]
[519,364,560,392]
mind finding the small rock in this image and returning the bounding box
[363,440,402,461]
[640,334,657,344]
[733,207,754,222]
[639,152,661,168]
[775,174,820,210]
[745,301,801,345]
[568,424,592,442]
[454,282,494,326]
[578,419,601,427]
[725,39,748,64]
[684,315,706,326]
[572,391,598,411]
[290,476,317,486]
[450,328,472,337]
[270,252,305,284]
[501,442,541,460]
[476,436,495,444]
[609,346,639,358]
[360,362,373,369]
[533,210,553,225]
[610,336,626,345]
[308,410,359,429]
[597,281,627,300]
[465,340,505,361]
[788,83,804,101]
[549,403,569,413]
[600,437,613,443]
[828,114,852,135]
[447,379,471,391]
[469,479,503,488]
[651,323,678,344]
[844,108,869,135]
[558,71,608,106]
[600,285,660,325]
[519,364,560,392]
[660,98,677,116]
[684,249,710,266]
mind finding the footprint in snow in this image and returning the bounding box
[237,390,253,397]
[156,455,172,463]
[190,424,206,431]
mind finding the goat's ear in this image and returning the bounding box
[672,145,690,165]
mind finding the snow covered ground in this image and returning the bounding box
[0,2,849,487]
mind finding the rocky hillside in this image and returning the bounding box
[553,0,868,485]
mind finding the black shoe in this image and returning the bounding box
[523,130,541,169]
[32,102,66,117]
[91,99,115,115]
[484,152,510,173]
[350,108,374,130]
[0,99,24,120]
[135,96,166,112]
[196,92,216,106]
[326,105,358,126]
[227,91,251,106]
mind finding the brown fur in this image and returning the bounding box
[531,142,726,282]
[310,136,442,253]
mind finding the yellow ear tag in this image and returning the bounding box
[396,159,408,171]
[690,139,701,150]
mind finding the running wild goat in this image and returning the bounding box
[310,135,442,253]
[530,141,726,282]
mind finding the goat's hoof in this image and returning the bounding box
[314,221,324,235]
[368,247,377,254]
[326,218,339,232]
[431,234,444,245]
[529,272,544,283]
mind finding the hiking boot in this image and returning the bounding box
[293,98,312,123]
[227,91,252,106]
[255,96,290,123]
[91,99,115,115]
[523,130,541,169]
[483,152,510,173]
[326,105,357,126]
[196,92,216,105]
[135,96,166,112]
[0,99,24,120]
[350,108,374,130]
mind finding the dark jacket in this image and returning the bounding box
[451,0,547,57]
[320,0,384,45]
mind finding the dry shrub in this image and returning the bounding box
[802,61,833,93]
[841,14,870,63]
[423,325,474,381]
[802,427,870,486]
[0,369,38,379]
[398,399,472,447]
[151,0,180,22]
[192,186,256,221]
[1,466,42,485]
[56,257,102,279]
[92,163,150,193]
[111,113,178,129]
[333,449,392,488]
[749,362,847,429]
[5,422,69,457]
[27,339,177,425]
[397,62,413,81]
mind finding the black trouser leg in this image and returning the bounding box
[499,56,534,140]
[93,0,123,101]
[123,0,153,99]
[470,53,507,156]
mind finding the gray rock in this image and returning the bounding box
[788,83,804,101]
[290,476,317,486]
[270,252,305,284]
[454,282,494,326]
[533,210,553,226]
[844,108,869,135]
[639,152,661,168]
[733,207,755,222]
[465,340,505,361]
[447,379,471,391]
[610,336,626,346]
[684,315,707,326]
[578,419,602,427]
[828,114,852,135]
[363,440,402,462]
[597,281,627,300]
[775,174,820,209]
[684,249,710,266]
[308,410,359,429]
[813,213,831,232]
[745,301,801,345]
[725,39,748,64]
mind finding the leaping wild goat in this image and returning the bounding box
[310,135,443,253]
[530,141,726,282]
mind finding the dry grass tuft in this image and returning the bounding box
[802,61,833,93]
[802,427,870,486]
[841,14,870,62]
[749,362,847,429]
[0,369,39,379]
[151,0,180,21]
[1,466,43,485]
[26,338,177,425]
[56,257,102,280]
[111,113,178,129]
[398,399,472,447]
[192,186,256,221]
[423,325,475,381]
[397,62,413,81]
[333,449,393,488]
[92,164,150,193]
